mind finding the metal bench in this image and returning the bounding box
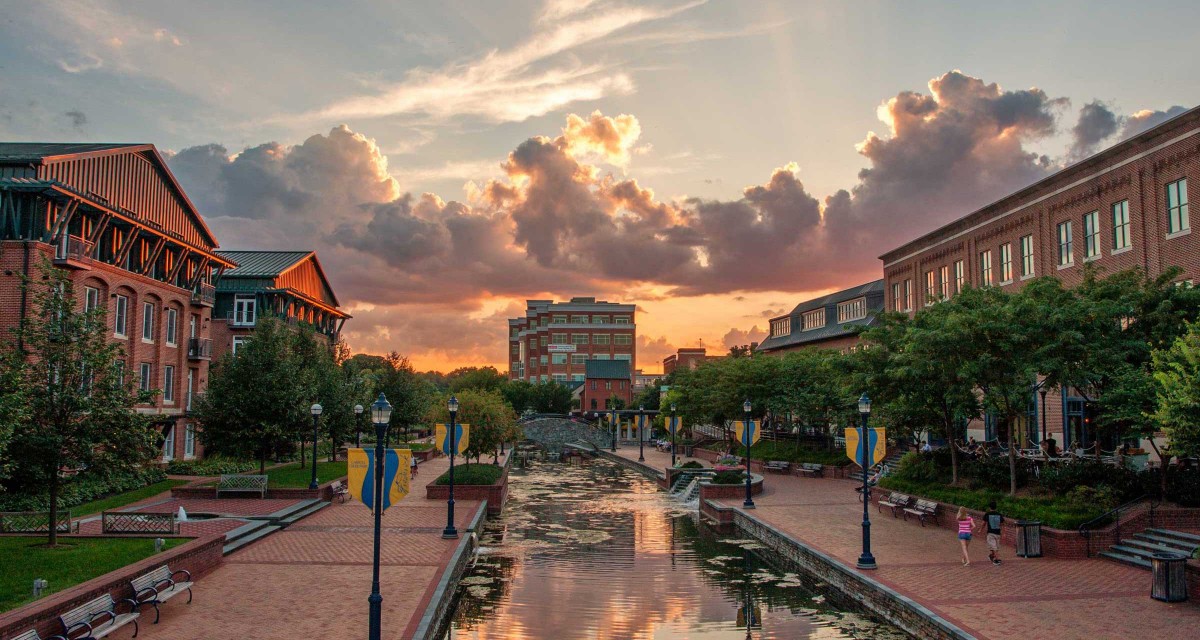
[102,511,177,534]
[216,474,268,498]
[11,629,67,640]
[131,564,193,624]
[58,593,140,639]
[329,480,349,503]
[763,460,790,474]
[903,499,940,527]
[877,492,912,518]
[796,463,824,477]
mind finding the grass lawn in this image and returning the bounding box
[434,463,504,486]
[730,440,851,466]
[264,460,347,488]
[70,479,189,518]
[0,537,187,613]
[878,477,1107,530]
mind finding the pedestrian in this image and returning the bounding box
[984,500,1003,565]
[411,454,419,477]
[956,506,977,566]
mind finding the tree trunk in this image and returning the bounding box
[1008,421,1018,495]
[47,466,60,546]
[947,418,960,485]
[259,437,268,475]
[299,438,306,468]
[1147,439,1168,497]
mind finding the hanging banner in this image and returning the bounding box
[736,604,762,629]
[436,423,470,456]
[347,448,411,513]
[734,420,760,448]
[667,416,682,437]
[844,428,887,468]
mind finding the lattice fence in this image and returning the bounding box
[0,510,72,533]
[102,511,177,534]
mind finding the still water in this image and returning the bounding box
[444,458,907,639]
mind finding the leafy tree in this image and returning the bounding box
[7,263,158,544]
[447,366,508,393]
[1152,321,1200,458]
[314,336,359,460]
[500,379,536,415]
[374,352,435,441]
[633,378,664,411]
[423,389,518,463]
[529,381,573,414]
[0,346,25,488]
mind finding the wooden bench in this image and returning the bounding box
[216,474,268,498]
[58,593,140,639]
[11,629,67,640]
[877,492,912,518]
[329,480,349,503]
[903,499,940,526]
[796,463,824,478]
[763,460,790,474]
[131,564,193,624]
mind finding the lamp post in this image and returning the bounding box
[670,403,677,467]
[442,395,460,540]
[856,393,877,570]
[367,393,392,640]
[610,407,618,452]
[638,405,646,462]
[354,404,364,448]
[1039,387,1048,446]
[743,399,754,509]
[309,404,323,490]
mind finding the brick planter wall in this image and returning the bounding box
[0,534,224,639]
[425,467,509,516]
[693,447,852,479]
[172,477,348,501]
[698,478,763,500]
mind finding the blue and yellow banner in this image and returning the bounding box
[845,428,886,468]
[667,416,682,437]
[347,448,411,513]
[734,420,760,448]
[436,423,470,456]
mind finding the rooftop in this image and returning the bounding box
[585,359,631,379]
[0,142,144,163]
[217,251,314,278]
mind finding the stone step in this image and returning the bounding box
[1098,549,1152,569]
[1134,532,1200,554]
[223,519,270,543]
[278,501,329,527]
[263,498,321,521]
[1122,537,1196,556]
[1110,543,1165,562]
[222,524,281,555]
[1144,528,1200,546]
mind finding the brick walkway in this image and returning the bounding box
[101,454,485,640]
[615,448,1200,639]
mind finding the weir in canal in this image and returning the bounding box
[442,457,906,639]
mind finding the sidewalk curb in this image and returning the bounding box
[412,500,489,640]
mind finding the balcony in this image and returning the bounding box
[52,234,94,269]
[190,282,216,307]
[187,337,212,360]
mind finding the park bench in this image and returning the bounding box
[329,480,350,503]
[796,463,824,478]
[102,511,177,534]
[216,474,268,498]
[11,629,67,640]
[903,499,940,527]
[58,593,140,639]
[131,564,193,624]
[764,460,790,474]
[877,492,912,518]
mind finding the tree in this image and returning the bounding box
[313,336,359,461]
[423,389,517,463]
[1152,321,1200,458]
[447,366,507,393]
[7,263,158,544]
[374,353,435,440]
[0,346,25,488]
[633,378,663,411]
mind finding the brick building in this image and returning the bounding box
[580,359,633,412]
[0,143,238,462]
[211,250,349,358]
[507,297,636,385]
[755,280,885,355]
[878,105,1200,452]
[662,347,719,375]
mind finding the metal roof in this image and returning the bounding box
[756,315,878,352]
[585,359,631,379]
[786,279,884,316]
[0,143,143,163]
[756,279,885,353]
[216,251,313,277]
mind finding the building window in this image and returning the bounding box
[232,336,249,355]
[939,265,950,299]
[924,271,936,304]
[1112,200,1131,250]
[770,317,791,337]
[613,316,631,324]
[189,314,198,339]
[540,355,548,365]
[591,380,597,390]
[1167,178,1189,234]
[552,374,568,383]
[1057,221,1073,266]
[186,369,195,411]
[163,365,175,403]
[605,380,612,390]
[165,308,178,346]
[551,315,567,324]
[142,302,155,341]
[571,315,588,323]
[593,334,610,345]
[592,354,611,360]
[1020,235,1035,277]
[551,333,568,344]
[571,374,585,382]
[1083,211,1100,259]
[539,336,547,347]
[139,362,152,392]
[802,308,825,330]
[903,279,912,311]
[614,334,632,345]
[185,424,195,458]
[571,354,587,365]
[891,283,902,312]
[84,286,100,314]
[511,344,520,354]
[838,298,866,322]
[572,333,590,345]
[592,316,609,324]
[979,250,993,286]
[954,260,964,294]
[614,354,632,361]
[999,243,1013,283]
[162,426,175,461]
[551,354,567,365]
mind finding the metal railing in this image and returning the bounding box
[191,282,216,306]
[53,234,93,264]
[1079,494,1158,557]
[187,337,212,360]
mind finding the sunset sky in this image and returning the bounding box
[3,1,1198,372]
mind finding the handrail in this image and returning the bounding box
[1077,494,1154,558]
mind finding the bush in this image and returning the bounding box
[710,470,746,484]
[962,456,1032,491]
[166,455,255,476]
[892,452,945,484]
[1165,468,1200,507]
[1038,460,1141,501]
[0,467,167,512]
[878,477,1108,529]
[433,463,503,486]
[1064,485,1120,513]
[678,461,703,469]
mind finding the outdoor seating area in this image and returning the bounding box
[131,564,194,624]
[764,460,790,474]
[329,480,349,503]
[796,462,824,478]
[58,593,140,639]
[215,474,268,498]
[878,492,912,518]
[902,499,940,526]
[11,629,66,640]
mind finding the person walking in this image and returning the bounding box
[957,506,978,566]
[984,501,1004,565]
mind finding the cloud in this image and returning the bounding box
[722,325,766,349]
[1069,100,1120,160]
[1121,106,1189,139]
[636,334,676,370]
[64,110,87,128]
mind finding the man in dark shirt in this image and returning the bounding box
[985,500,1003,565]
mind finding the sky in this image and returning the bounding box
[2,0,1197,372]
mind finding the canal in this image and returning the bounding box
[444,457,907,639]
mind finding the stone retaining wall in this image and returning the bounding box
[425,467,509,516]
[698,478,763,500]
[172,477,347,501]
[412,502,489,640]
[692,447,852,478]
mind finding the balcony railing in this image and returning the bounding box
[191,282,216,307]
[187,337,212,360]
[52,234,94,267]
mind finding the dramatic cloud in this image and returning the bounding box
[637,334,677,369]
[1070,100,1120,160]
[1121,106,1189,139]
[722,325,766,349]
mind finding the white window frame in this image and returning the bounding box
[614,353,632,361]
[954,260,965,294]
[84,286,100,314]
[837,298,866,321]
[114,294,128,337]
[802,308,826,330]
[613,334,632,345]
[163,365,175,403]
[1083,211,1100,259]
[979,250,993,286]
[233,295,256,326]
[891,283,902,312]
[551,353,567,365]
[939,265,950,299]
[1112,200,1131,251]
[903,279,912,311]
[162,425,175,462]
[186,369,195,411]
[165,308,178,346]
[1057,221,1073,267]
[142,302,155,341]
[184,424,195,459]
[1167,178,1189,235]
[232,336,249,355]
[592,316,609,324]
[593,334,610,345]
[571,354,587,365]
[999,243,1013,283]
[551,333,568,344]
[139,362,152,392]
[1020,235,1035,278]
[924,270,936,304]
[771,317,791,336]
[571,333,590,345]
[613,316,631,324]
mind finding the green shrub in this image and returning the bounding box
[878,477,1109,529]
[1165,469,1200,507]
[892,452,945,484]
[402,442,435,452]
[962,456,1032,491]
[0,467,167,512]
[166,455,255,476]
[1039,460,1140,500]
[678,461,703,469]
[434,463,503,486]
[1064,485,1120,513]
[710,470,745,484]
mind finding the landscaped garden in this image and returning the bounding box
[70,478,189,517]
[733,440,850,467]
[434,463,504,485]
[264,460,348,487]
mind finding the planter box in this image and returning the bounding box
[699,476,764,500]
[172,477,347,501]
[426,467,509,516]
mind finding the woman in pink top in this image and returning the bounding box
[957,506,978,566]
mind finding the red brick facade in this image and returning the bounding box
[579,375,633,412]
[662,348,716,374]
[508,297,636,384]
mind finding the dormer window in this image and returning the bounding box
[837,298,867,322]
[770,318,791,337]
[801,309,825,331]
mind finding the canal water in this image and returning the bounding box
[444,458,907,639]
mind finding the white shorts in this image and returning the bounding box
[987,533,1000,551]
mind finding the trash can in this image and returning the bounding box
[1015,520,1042,558]
[1151,553,1189,602]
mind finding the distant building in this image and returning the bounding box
[662,347,719,375]
[632,369,662,392]
[508,297,636,385]
[580,359,633,412]
[755,280,885,355]
[211,250,350,358]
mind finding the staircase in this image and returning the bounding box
[221,499,330,555]
[1099,528,1200,569]
[848,449,907,482]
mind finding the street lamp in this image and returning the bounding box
[442,395,460,540]
[857,392,877,570]
[743,399,754,509]
[670,403,678,467]
[638,405,646,462]
[309,403,323,490]
[610,406,618,452]
[354,404,364,448]
[367,393,392,640]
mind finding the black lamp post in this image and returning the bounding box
[638,405,646,462]
[670,403,677,467]
[442,395,460,540]
[1039,387,1048,445]
[309,403,322,490]
[367,393,392,640]
[610,407,618,452]
[743,399,754,509]
[354,403,364,448]
[857,392,877,570]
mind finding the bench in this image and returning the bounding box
[58,593,140,639]
[131,564,193,624]
[764,460,790,474]
[877,492,912,518]
[216,474,268,498]
[903,499,940,527]
[11,629,67,640]
[796,463,824,478]
[329,480,349,503]
[102,511,177,534]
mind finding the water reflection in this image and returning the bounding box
[445,459,906,639]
